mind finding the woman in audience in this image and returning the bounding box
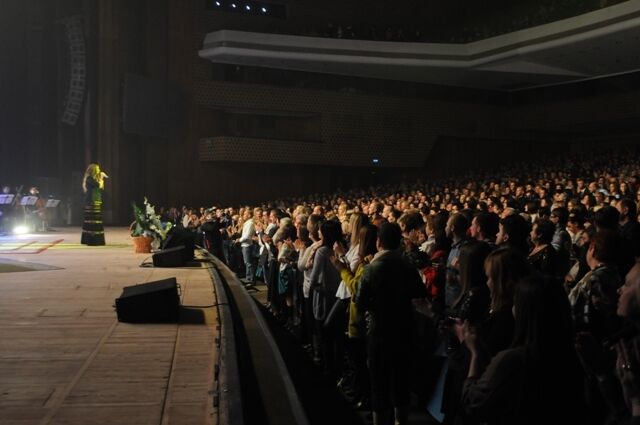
[442,240,492,425]
[277,223,299,327]
[337,202,350,233]
[477,248,530,361]
[309,219,343,378]
[462,275,586,425]
[330,223,378,409]
[423,212,451,314]
[528,218,559,279]
[327,213,366,393]
[619,181,632,199]
[570,230,627,421]
[567,210,587,248]
[566,218,594,291]
[344,213,368,272]
[569,230,623,340]
[451,241,493,325]
[453,248,528,421]
[575,261,640,425]
[299,214,325,361]
[294,216,314,347]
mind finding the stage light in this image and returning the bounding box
[215,1,222,5]
[372,158,380,164]
[230,3,236,8]
[261,6,267,13]
[13,225,28,235]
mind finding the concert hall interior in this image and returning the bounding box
[2,1,640,424]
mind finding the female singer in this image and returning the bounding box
[81,163,107,246]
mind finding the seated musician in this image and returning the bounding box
[26,187,47,231]
[0,185,14,233]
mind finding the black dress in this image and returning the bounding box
[81,177,105,246]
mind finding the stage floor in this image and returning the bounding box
[0,227,218,425]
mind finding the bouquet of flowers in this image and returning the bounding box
[131,197,173,248]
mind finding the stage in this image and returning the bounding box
[0,227,218,425]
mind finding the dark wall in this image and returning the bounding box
[424,137,569,180]
[0,1,33,186]
[0,0,67,191]
[182,161,423,207]
[91,0,172,224]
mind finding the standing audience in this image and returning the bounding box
[160,148,640,425]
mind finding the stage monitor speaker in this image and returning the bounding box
[115,277,180,323]
[153,245,187,267]
[162,228,195,261]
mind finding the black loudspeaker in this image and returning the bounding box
[115,278,180,323]
[59,16,86,126]
[153,245,187,267]
[162,228,195,261]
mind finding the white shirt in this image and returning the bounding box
[238,219,255,247]
[336,243,361,299]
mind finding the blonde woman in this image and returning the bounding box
[81,163,107,245]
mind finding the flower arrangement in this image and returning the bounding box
[131,197,173,248]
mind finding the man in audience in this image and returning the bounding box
[496,213,530,254]
[594,206,620,232]
[550,206,572,277]
[201,210,226,263]
[356,222,426,425]
[469,211,499,248]
[617,198,640,259]
[399,211,430,270]
[369,200,385,227]
[445,213,470,307]
[576,178,588,198]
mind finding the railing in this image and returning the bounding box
[207,264,244,425]
[205,251,310,425]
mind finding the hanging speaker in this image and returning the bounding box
[58,15,86,126]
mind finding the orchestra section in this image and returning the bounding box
[0,185,60,235]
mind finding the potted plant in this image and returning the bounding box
[130,197,173,253]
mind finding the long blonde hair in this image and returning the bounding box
[82,163,105,192]
[349,212,368,247]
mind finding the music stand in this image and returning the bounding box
[0,194,14,205]
[46,199,60,208]
[20,196,38,206]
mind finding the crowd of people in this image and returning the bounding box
[159,147,640,425]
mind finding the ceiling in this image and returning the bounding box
[199,0,640,92]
